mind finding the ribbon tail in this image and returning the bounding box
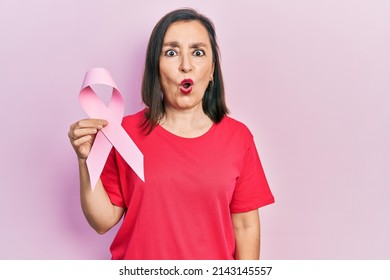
[86,131,113,191]
[102,124,145,182]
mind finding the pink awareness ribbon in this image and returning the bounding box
[79,68,144,190]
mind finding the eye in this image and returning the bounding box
[193,49,205,56]
[165,49,177,57]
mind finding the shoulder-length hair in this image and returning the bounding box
[141,8,229,134]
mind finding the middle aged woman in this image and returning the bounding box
[68,8,275,260]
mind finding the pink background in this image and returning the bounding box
[1,0,389,259]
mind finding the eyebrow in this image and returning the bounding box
[162,41,209,48]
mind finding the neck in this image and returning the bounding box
[160,106,213,138]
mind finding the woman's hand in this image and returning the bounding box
[69,118,123,234]
[68,119,108,160]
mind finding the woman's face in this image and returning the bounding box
[159,20,214,112]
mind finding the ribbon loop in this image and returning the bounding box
[79,68,145,190]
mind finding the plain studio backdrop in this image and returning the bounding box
[0,0,389,259]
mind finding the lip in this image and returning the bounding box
[179,79,194,94]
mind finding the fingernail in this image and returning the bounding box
[98,121,107,128]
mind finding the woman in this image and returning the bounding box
[68,8,274,260]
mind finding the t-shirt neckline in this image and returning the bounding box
[155,121,218,141]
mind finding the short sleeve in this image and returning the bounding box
[100,148,126,208]
[230,135,275,213]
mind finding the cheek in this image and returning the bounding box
[159,69,177,94]
[159,64,176,84]
[159,67,169,88]
[200,65,214,83]
[198,60,214,77]
[199,79,211,93]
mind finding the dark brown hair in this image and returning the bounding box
[141,8,229,133]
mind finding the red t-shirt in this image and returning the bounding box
[100,110,274,259]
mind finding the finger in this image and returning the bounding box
[71,128,98,140]
[77,119,108,129]
[72,135,93,148]
[69,119,107,139]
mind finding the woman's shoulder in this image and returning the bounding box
[121,108,147,133]
[219,115,253,138]
[123,109,146,123]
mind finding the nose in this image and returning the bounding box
[179,53,192,73]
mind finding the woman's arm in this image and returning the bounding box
[78,159,124,234]
[231,209,260,260]
[69,119,124,234]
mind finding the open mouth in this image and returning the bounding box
[179,79,194,94]
[182,82,191,89]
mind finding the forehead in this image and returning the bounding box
[163,20,211,45]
